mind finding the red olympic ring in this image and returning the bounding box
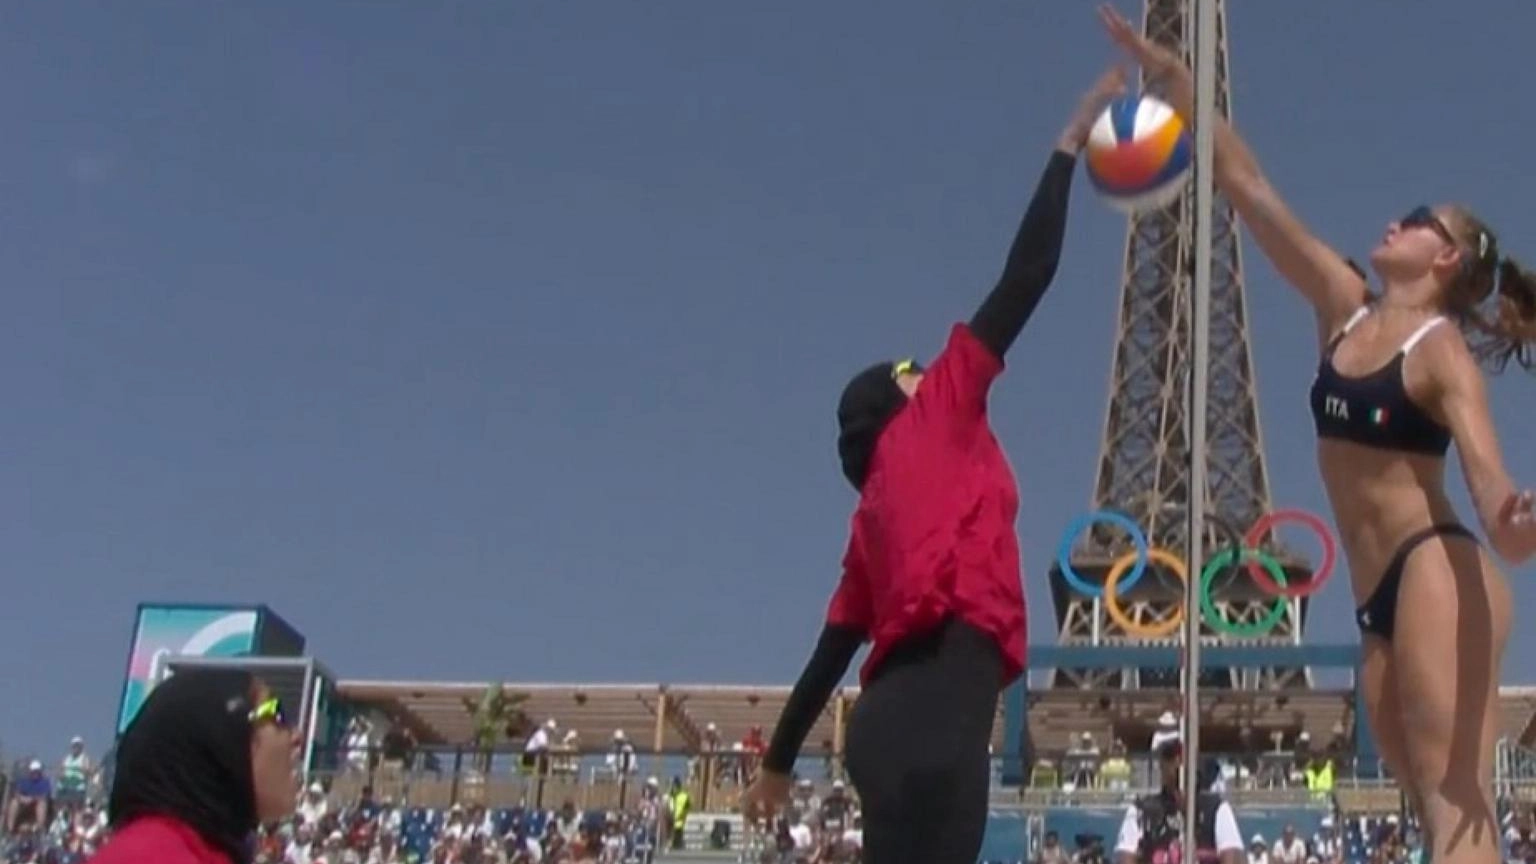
[1241,508,1337,599]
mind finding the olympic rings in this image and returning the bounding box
[1200,548,1288,637]
[1243,509,1337,598]
[1056,510,1149,598]
[1057,507,1337,637]
[1103,547,1187,638]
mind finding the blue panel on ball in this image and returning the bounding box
[1109,97,1141,143]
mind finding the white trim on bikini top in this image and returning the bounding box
[1338,306,1446,355]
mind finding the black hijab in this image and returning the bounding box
[109,668,259,863]
[836,360,912,490]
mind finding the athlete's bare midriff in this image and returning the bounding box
[1316,439,1469,603]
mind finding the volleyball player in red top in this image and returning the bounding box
[741,67,1128,864]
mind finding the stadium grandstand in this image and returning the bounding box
[6,603,1536,864]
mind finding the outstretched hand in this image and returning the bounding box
[1495,488,1536,564]
[1097,3,1182,78]
[739,770,793,826]
[1060,66,1127,153]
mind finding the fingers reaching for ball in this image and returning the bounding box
[1061,66,1128,153]
[1097,3,1182,77]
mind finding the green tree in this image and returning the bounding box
[462,684,532,772]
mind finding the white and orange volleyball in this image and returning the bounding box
[1084,94,1193,213]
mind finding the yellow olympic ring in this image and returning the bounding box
[1102,546,1189,639]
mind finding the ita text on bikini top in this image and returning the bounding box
[1309,306,1452,456]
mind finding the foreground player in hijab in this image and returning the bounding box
[741,66,1128,864]
[1098,6,1536,863]
[93,669,298,864]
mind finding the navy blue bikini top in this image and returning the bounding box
[1309,307,1452,456]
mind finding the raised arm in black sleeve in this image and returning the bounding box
[763,624,865,774]
[967,149,1079,358]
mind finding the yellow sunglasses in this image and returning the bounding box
[248,697,289,728]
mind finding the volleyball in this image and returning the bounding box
[1084,94,1193,213]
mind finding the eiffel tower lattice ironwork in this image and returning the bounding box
[1047,0,1316,691]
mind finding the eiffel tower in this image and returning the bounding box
[1047,0,1314,691]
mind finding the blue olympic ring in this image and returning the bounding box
[1056,509,1149,598]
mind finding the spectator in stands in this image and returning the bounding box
[299,782,330,825]
[1066,732,1102,790]
[1272,824,1307,864]
[1324,724,1350,772]
[1112,737,1244,864]
[92,668,297,864]
[1370,818,1403,864]
[1247,834,1269,864]
[1151,713,1180,754]
[57,736,92,813]
[553,728,582,775]
[522,719,556,775]
[289,821,316,863]
[1311,817,1341,864]
[441,804,468,843]
[821,779,852,832]
[786,811,815,858]
[607,730,637,777]
[1100,740,1132,792]
[1302,749,1334,803]
[1506,814,1534,858]
[77,801,108,854]
[345,717,373,776]
[5,760,52,835]
[553,800,581,842]
[666,776,690,850]
[469,803,497,841]
[1510,825,1536,864]
[789,778,820,824]
[740,726,766,785]
[1036,830,1069,864]
[378,719,415,777]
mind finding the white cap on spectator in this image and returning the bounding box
[1250,834,1265,846]
[308,782,323,795]
[1157,711,1177,727]
[613,729,626,740]
[544,718,557,729]
[646,776,659,787]
[1321,816,1334,828]
[833,779,845,789]
[70,735,84,745]
[28,759,43,771]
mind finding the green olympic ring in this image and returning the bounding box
[1199,547,1289,637]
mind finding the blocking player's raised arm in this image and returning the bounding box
[968,66,1127,359]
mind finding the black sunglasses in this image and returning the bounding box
[1399,205,1458,247]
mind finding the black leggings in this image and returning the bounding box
[844,617,1004,864]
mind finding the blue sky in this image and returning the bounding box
[3,1,1535,760]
